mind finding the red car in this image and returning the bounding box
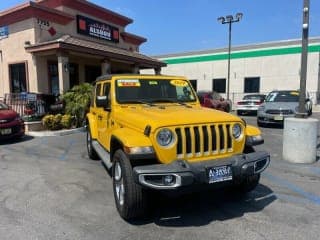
[0,101,25,141]
[197,91,232,112]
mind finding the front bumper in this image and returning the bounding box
[257,111,294,124]
[133,151,270,190]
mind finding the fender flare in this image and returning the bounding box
[86,113,98,139]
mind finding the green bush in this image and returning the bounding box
[60,114,72,129]
[42,114,72,130]
[61,83,93,127]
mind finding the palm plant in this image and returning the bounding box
[62,83,93,127]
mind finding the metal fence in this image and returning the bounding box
[3,93,56,117]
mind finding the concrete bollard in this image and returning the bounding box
[283,117,319,163]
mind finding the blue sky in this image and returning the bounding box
[1,0,320,55]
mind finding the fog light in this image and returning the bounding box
[163,175,175,185]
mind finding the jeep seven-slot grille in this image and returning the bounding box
[175,124,233,159]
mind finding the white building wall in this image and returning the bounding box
[143,40,320,104]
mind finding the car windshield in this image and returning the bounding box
[265,91,299,102]
[115,78,196,104]
[0,102,9,110]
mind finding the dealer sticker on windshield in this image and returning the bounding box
[207,165,233,183]
[170,80,188,87]
[117,79,141,87]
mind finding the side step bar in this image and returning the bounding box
[92,140,112,170]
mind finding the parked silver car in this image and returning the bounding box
[257,90,312,126]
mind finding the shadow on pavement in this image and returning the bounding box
[0,135,34,145]
[130,184,276,226]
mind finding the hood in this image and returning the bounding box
[0,109,18,120]
[114,105,241,132]
[263,102,298,111]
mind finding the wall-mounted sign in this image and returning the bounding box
[37,19,50,28]
[0,26,9,40]
[76,15,119,43]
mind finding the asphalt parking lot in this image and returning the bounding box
[1,113,320,240]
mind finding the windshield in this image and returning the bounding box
[0,102,9,110]
[265,91,299,102]
[115,78,196,104]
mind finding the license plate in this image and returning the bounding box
[207,165,233,183]
[274,116,283,121]
[0,128,12,135]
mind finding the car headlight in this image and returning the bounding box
[156,128,174,147]
[232,123,242,139]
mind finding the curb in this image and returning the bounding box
[26,127,86,137]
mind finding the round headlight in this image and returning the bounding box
[232,123,242,139]
[156,128,174,146]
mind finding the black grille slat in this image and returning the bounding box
[218,125,224,150]
[202,126,209,152]
[175,128,183,155]
[185,127,192,154]
[194,127,200,153]
[226,124,232,149]
[210,125,217,152]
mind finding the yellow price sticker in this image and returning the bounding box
[170,80,188,87]
[117,79,141,87]
[290,91,299,96]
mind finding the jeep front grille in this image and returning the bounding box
[175,124,233,159]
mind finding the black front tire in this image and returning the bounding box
[86,126,99,160]
[112,149,148,220]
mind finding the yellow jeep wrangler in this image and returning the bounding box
[86,74,270,220]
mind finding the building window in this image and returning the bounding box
[48,62,59,95]
[189,79,197,91]
[212,78,226,93]
[9,63,27,93]
[69,63,79,88]
[244,77,260,93]
[85,65,101,83]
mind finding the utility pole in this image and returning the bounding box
[296,0,309,118]
[217,13,243,101]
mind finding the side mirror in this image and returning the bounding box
[96,96,110,110]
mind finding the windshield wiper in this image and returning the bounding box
[150,98,192,108]
[121,100,156,107]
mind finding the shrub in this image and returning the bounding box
[60,114,72,129]
[61,83,93,127]
[42,114,68,130]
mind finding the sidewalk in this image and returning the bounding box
[26,127,86,137]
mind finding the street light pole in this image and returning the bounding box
[296,0,309,118]
[218,13,243,101]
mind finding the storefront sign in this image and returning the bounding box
[0,26,9,40]
[77,15,119,43]
[37,19,50,28]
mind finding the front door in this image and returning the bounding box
[97,81,112,151]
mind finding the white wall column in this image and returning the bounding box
[101,59,111,75]
[57,55,70,94]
